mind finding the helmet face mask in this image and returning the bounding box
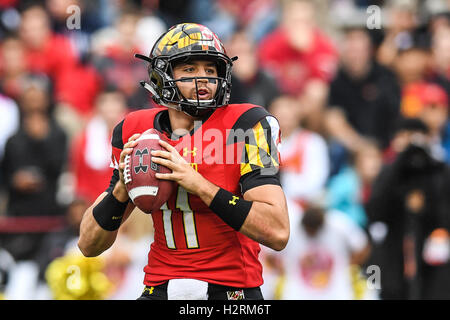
[136,23,236,117]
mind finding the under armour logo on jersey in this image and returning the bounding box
[134,148,149,174]
[183,147,197,157]
[229,196,239,205]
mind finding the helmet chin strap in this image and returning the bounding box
[139,81,181,112]
[181,99,216,117]
[139,81,162,103]
[186,99,214,105]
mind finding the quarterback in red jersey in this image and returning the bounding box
[78,23,289,300]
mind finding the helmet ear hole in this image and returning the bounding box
[150,70,163,87]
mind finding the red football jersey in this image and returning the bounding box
[110,104,281,288]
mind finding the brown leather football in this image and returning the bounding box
[124,128,175,213]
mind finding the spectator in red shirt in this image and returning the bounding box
[19,5,102,124]
[258,0,338,131]
[69,89,127,203]
[19,5,78,84]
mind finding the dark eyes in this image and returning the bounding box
[182,67,216,74]
[183,67,195,72]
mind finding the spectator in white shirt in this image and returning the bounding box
[274,201,371,300]
[269,95,330,207]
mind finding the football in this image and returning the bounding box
[124,128,175,213]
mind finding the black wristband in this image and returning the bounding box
[209,188,252,231]
[92,192,128,231]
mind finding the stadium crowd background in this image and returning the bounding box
[0,0,450,300]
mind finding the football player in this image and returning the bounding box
[78,23,289,300]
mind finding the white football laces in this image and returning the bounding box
[123,154,132,184]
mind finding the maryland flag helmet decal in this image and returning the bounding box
[155,23,225,56]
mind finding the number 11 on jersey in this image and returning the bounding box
[161,186,199,249]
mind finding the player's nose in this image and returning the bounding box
[195,76,208,87]
[196,67,210,79]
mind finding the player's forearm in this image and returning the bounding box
[78,215,118,257]
[239,199,289,251]
[196,177,220,207]
[78,195,119,257]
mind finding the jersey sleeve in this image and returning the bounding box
[109,119,124,170]
[105,119,124,193]
[238,113,282,194]
[105,169,120,193]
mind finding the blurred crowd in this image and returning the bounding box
[0,0,450,300]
